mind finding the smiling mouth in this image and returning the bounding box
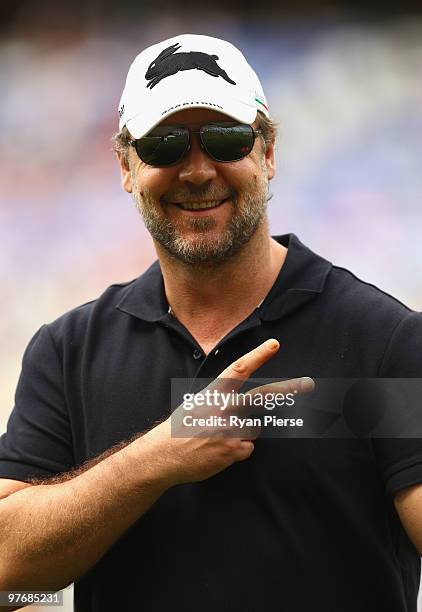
[173,199,228,211]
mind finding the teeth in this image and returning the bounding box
[177,200,225,210]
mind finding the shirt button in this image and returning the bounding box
[193,349,203,360]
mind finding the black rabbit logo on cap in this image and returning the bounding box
[145,43,237,90]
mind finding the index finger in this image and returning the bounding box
[208,339,280,394]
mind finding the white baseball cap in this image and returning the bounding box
[118,34,269,139]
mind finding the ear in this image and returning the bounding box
[264,140,276,181]
[116,152,132,193]
[157,43,180,61]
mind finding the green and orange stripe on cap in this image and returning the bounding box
[255,97,269,112]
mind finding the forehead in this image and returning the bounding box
[158,108,256,127]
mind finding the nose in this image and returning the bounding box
[177,133,218,185]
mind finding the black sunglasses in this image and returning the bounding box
[129,122,263,167]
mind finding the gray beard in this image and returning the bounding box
[131,172,270,268]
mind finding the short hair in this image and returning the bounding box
[111,111,278,166]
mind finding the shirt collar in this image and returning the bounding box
[116,233,332,323]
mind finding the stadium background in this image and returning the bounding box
[1,0,421,609]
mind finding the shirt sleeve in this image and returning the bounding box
[0,324,75,482]
[373,311,422,496]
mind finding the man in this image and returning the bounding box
[1,33,422,612]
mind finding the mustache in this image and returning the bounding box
[161,187,236,204]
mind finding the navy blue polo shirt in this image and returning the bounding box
[2,233,422,611]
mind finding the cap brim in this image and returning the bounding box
[126,99,257,138]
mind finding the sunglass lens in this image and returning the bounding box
[135,127,189,166]
[200,124,254,162]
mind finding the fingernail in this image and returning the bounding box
[266,339,279,350]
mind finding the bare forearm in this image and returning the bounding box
[395,485,422,556]
[0,437,168,592]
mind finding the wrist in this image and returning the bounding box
[128,426,177,492]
